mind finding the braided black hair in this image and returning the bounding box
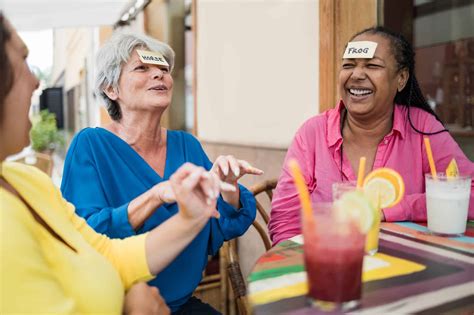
[351,26,448,135]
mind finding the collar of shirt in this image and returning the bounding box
[326,100,406,150]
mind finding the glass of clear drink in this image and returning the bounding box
[425,174,471,236]
[332,182,380,255]
[302,203,366,312]
[332,181,357,201]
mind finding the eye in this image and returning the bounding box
[160,67,170,73]
[134,65,147,71]
[342,63,355,69]
[367,63,382,69]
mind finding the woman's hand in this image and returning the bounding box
[170,163,236,220]
[123,282,170,315]
[152,181,176,204]
[211,155,264,208]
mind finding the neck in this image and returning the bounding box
[343,107,394,146]
[108,109,165,151]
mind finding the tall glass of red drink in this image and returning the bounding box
[302,203,366,311]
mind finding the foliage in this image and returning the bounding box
[30,109,64,152]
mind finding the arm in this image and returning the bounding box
[384,122,474,221]
[60,163,223,287]
[61,132,172,236]
[269,122,316,245]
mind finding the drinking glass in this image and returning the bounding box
[425,174,471,236]
[302,202,366,311]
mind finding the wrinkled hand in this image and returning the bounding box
[123,282,170,315]
[211,155,263,207]
[152,181,176,204]
[170,163,236,220]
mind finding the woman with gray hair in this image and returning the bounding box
[60,32,262,314]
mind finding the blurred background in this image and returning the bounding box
[2,0,473,313]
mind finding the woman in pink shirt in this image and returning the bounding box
[269,26,474,245]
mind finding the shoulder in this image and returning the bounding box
[3,162,53,190]
[295,111,330,140]
[68,127,97,149]
[398,105,444,134]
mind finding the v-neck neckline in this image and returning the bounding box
[96,127,170,180]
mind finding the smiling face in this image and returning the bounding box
[338,33,408,120]
[105,48,173,115]
[0,18,39,159]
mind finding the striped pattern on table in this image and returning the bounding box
[248,222,474,314]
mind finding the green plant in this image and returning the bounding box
[30,109,64,152]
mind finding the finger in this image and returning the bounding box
[216,157,229,176]
[208,171,221,198]
[227,155,240,177]
[238,159,264,175]
[170,163,196,184]
[181,167,206,191]
[199,172,216,199]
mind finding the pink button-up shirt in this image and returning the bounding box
[269,101,474,245]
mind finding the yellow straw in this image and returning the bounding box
[357,157,366,189]
[288,159,313,222]
[423,137,437,179]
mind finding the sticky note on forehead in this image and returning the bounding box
[136,49,169,67]
[343,41,378,59]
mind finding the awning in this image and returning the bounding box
[1,0,132,31]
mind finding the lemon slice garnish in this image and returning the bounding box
[363,168,405,209]
[334,191,375,233]
[446,158,459,179]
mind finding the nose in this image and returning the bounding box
[152,67,164,79]
[32,72,40,90]
[350,65,367,80]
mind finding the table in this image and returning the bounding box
[248,222,474,314]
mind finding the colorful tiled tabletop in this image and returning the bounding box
[248,222,474,314]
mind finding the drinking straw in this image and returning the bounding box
[357,157,366,189]
[423,137,437,179]
[288,159,314,222]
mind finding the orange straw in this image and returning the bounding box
[356,157,366,189]
[423,137,437,179]
[288,159,314,222]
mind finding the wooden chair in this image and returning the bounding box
[225,179,278,315]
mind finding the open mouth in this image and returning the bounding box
[149,85,168,91]
[348,88,373,96]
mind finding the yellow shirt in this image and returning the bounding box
[1,162,153,314]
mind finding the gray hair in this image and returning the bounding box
[95,32,175,121]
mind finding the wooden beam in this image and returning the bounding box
[319,0,336,112]
[319,0,377,112]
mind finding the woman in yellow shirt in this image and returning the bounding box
[0,13,233,314]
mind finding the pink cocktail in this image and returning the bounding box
[302,203,365,311]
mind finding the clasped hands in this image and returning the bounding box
[152,156,263,217]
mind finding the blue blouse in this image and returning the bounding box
[60,127,256,312]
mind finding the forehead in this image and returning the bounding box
[5,21,28,55]
[350,33,393,58]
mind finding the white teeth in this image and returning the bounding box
[349,88,372,96]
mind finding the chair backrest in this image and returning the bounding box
[226,178,278,315]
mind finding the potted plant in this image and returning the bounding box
[30,109,64,154]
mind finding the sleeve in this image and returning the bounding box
[60,130,135,238]
[269,120,317,245]
[384,116,474,222]
[1,201,78,313]
[185,133,257,255]
[57,187,154,289]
